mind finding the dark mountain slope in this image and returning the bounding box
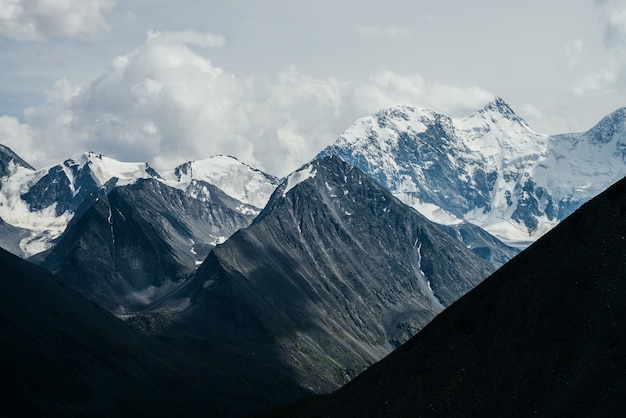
[149,156,492,395]
[441,221,520,269]
[0,218,30,256]
[0,247,240,417]
[269,175,626,417]
[34,178,254,312]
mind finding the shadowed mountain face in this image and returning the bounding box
[144,156,492,395]
[441,221,519,269]
[0,248,216,416]
[35,178,254,312]
[267,175,626,418]
[0,247,312,417]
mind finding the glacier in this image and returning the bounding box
[319,97,626,247]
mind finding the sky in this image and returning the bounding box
[0,0,625,177]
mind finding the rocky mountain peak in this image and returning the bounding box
[321,99,626,247]
[474,96,529,127]
[0,144,34,178]
[585,106,626,145]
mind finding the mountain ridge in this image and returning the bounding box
[319,98,626,247]
[0,150,278,257]
[262,173,626,418]
[135,155,492,395]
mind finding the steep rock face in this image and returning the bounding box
[319,98,626,247]
[145,156,491,394]
[36,178,254,312]
[271,175,626,418]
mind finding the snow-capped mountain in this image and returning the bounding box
[133,156,491,393]
[34,178,256,312]
[160,155,280,211]
[0,151,156,256]
[0,149,278,257]
[319,98,626,247]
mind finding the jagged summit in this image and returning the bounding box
[479,96,521,118]
[584,106,626,145]
[0,146,278,257]
[160,155,279,210]
[61,151,157,188]
[320,100,626,247]
[464,96,533,134]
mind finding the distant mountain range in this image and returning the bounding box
[131,156,492,393]
[319,97,626,247]
[0,150,278,258]
[1,97,625,416]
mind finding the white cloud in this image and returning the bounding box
[4,30,495,177]
[0,115,42,161]
[353,71,493,117]
[574,67,618,96]
[574,1,626,96]
[595,0,626,51]
[565,38,585,68]
[0,0,116,41]
[146,29,226,48]
[358,25,412,40]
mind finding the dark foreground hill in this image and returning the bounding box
[263,175,626,417]
[0,247,309,417]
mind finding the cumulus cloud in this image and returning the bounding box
[352,71,493,117]
[358,25,412,40]
[145,29,225,48]
[565,38,585,68]
[0,115,42,161]
[4,30,494,177]
[576,1,626,95]
[0,0,116,41]
[595,0,626,51]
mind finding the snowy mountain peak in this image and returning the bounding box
[375,104,439,122]
[481,96,516,116]
[61,152,157,188]
[281,162,317,197]
[585,107,626,145]
[321,100,626,247]
[471,97,530,130]
[160,155,279,210]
